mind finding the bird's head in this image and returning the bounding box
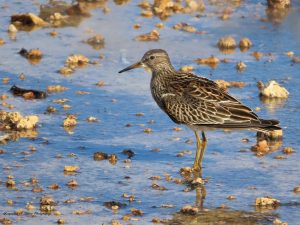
[119,49,173,74]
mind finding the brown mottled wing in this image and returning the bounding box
[161,74,263,128]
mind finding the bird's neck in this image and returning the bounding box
[151,62,176,75]
[150,66,176,104]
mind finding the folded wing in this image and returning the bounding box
[161,74,277,129]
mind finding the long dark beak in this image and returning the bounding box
[119,61,142,73]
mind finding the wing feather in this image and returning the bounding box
[161,74,262,128]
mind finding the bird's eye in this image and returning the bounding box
[150,56,155,60]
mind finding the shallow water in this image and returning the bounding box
[0,0,300,224]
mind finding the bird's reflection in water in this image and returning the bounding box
[193,169,206,209]
[168,169,276,225]
[180,168,207,209]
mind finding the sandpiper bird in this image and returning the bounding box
[119,49,280,171]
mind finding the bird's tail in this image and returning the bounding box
[254,119,281,133]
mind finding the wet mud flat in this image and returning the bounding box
[0,0,300,224]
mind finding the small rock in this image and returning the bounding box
[84,34,105,50]
[32,187,44,192]
[227,195,237,200]
[86,116,98,122]
[252,51,263,60]
[218,204,229,209]
[47,85,67,93]
[64,199,76,204]
[122,149,135,158]
[292,57,300,63]
[149,176,161,180]
[40,195,55,212]
[6,176,15,187]
[173,22,196,33]
[195,55,220,68]
[66,54,89,67]
[63,115,77,127]
[130,208,144,216]
[218,36,236,49]
[133,23,141,29]
[282,147,295,154]
[144,128,152,133]
[179,167,193,176]
[180,205,199,215]
[239,37,252,49]
[251,140,270,153]
[156,23,164,29]
[176,152,184,157]
[48,183,60,190]
[11,13,48,26]
[6,199,14,205]
[57,218,65,224]
[285,51,294,57]
[64,165,79,172]
[135,112,144,116]
[255,196,280,207]
[0,38,5,46]
[49,31,58,37]
[46,106,56,113]
[67,179,78,188]
[236,61,246,71]
[257,80,289,98]
[103,201,126,209]
[108,154,118,165]
[59,67,74,75]
[136,30,160,42]
[25,202,35,211]
[0,218,12,225]
[161,204,174,208]
[93,152,108,160]
[293,186,300,194]
[16,115,39,130]
[96,80,105,87]
[141,10,153,17]
[151,183,167,191]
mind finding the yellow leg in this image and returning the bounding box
[197,131,207,168]
[193,131,202,171]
